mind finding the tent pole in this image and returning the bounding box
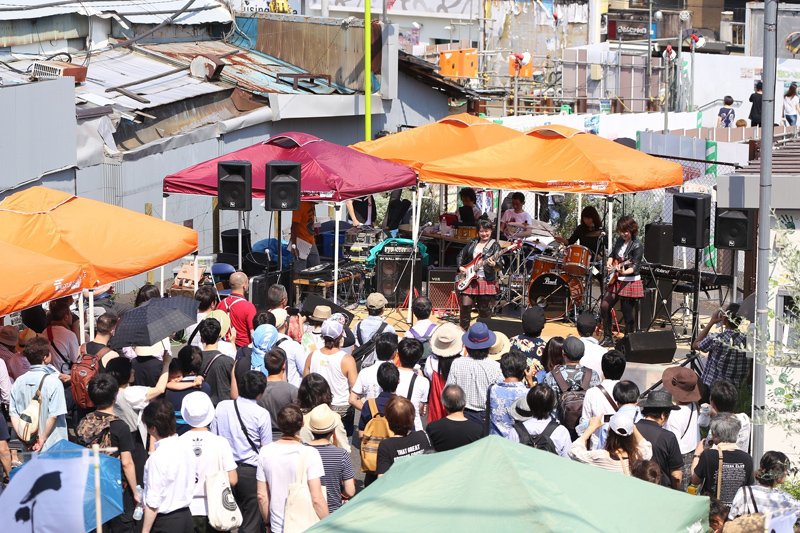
[607,199,613,254]
[577,193,582,221]
[89,291,95,339]
[78,292,86,344]
[334,203,341,304]
[278,211,283,273]
[408,184,423,324]
[496,189,503,243]
[160,195,167,293]
[238,213,243,271]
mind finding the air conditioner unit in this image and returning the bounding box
[31,61,87,84]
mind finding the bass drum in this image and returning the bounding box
[528,272,571,319]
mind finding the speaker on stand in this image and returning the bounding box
[672,192,712,350]
[218,161,252,270]
[266,161,301,211]
[715,207,755,303]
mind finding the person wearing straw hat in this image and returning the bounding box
[662,366,702,492]
[635,390,683,489]
[302,305,332,353]
[424,323,464,424]
[179,391,238,532]
[446,322,503,427]
[307,404,356,513]
[0,325,29,381]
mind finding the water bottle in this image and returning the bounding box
[132,485,144,521]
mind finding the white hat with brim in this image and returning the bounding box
[180,391,215,428]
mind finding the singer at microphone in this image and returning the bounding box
[552,205,605,260]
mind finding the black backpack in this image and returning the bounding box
[351,322,389,370]
[513,418,559,454]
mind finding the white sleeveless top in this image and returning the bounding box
[309,349,349,407]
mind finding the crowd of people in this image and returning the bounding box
[0,284,798,533]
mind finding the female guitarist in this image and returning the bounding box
[600,215,644,347]
[457,219,500,330]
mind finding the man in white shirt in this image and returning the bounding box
[44,300,79,372]
[500,192,534,237]
[270,308,306,388]
[395,339,430,431]
[349,332,397,410]
[141,398,197,533]
[577,312,606,380]
[404,297,437,343]
[578,350,626,448]
[179,392,238,528]
[184,285,216,349]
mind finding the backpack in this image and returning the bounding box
[408,323,437,359]
[360,398,393,473]
[17,372,50,446]
[552,367,592,436]
[513,419,559,454]
[71,343,111,409]
[352,322,389,370]
[76,411,118,454]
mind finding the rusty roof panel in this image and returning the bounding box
[141,41,352,95]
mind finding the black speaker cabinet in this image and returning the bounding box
[644,223,673,265]
[376,254,422,308]
[218,161,252,211]
[427,267,458,310]
[267,161,301,211]
[621,330,677,364]
[477,317,523,339]
[715,208,755,251]
[672,193,711,248]
[639,287,672,330]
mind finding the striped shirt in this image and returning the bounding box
[308,443,355,512]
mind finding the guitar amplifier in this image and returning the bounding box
[345,227,383,245]
[427,267,458,311]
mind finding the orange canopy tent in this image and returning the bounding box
[350,113,523,168]
[0,244,94,317]
[0,187,198,315]
[418,124,684,194]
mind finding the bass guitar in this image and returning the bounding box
[457,240,523,292]
[606,259,631,286]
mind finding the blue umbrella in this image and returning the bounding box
[13,440,124,532]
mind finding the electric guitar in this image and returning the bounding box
[606,259,631,286]
[457,240,523,291]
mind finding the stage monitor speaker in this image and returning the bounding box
[427,267,458,310]
[300,294,355,326]
[644,223,673,265]
[715,208,755,251]
[620,330,677,364]
[672,192,711,248]
[477,317,523,339]
[266,161,301,211]
[218,161,252,211]
[376,254,422,308]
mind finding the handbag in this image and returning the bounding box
[205,468,243,531]
[283,448,326,533]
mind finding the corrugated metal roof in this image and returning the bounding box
[0,0,232,24]
[141,41,354,95]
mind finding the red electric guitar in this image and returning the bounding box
[606,259,631,286]
[457,240,523,292]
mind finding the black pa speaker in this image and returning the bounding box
[672,193,711,248]
[218,161,252,211]
[620,330,677,364]
[644,223,673,265]
[267,161,301,211]
[376,254,422,308]
[715,208,755,251]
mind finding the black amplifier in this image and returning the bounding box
[345,227,383,245]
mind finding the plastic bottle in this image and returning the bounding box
[132,485,144,521]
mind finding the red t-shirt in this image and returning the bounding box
[218,294,256,347]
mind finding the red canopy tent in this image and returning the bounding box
[163,132,417,201]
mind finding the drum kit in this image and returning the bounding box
[498,231,604,321]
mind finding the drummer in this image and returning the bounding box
[554,206,604,258]
[500,192,534,238]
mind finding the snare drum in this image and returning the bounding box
[564,244,591,275]
[532,256,560,278]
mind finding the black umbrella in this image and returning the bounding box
[111,296,199,348]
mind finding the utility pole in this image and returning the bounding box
[646,0,652,105]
